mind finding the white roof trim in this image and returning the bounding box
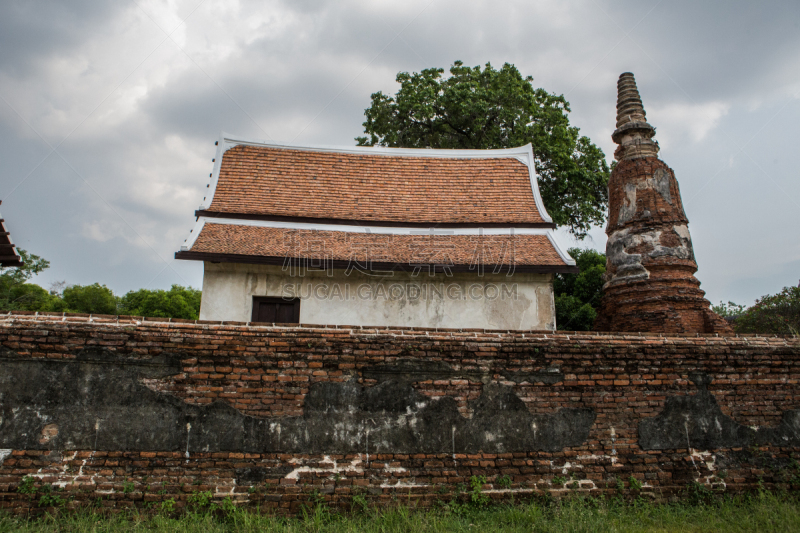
[197,132,553,224]
[544,231,577,266]
[181,216,576,266]
[180,218,206,251]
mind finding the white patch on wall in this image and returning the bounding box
[0,449,12,466]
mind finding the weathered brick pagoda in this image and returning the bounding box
[594,73,732,334]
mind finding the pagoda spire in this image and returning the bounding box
[593,72,732,335]
[611,72,659,161]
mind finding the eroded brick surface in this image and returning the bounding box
[0,313,797,514]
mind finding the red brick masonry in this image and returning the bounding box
[1,312,798,514]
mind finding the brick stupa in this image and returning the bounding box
[593,73,732,334]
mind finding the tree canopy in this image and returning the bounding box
[0,249,201,319]
[119,285,202,320]
[357,61,610,237]
[62,283,118,315]
[0,249,59,311]
[732,283,800,335]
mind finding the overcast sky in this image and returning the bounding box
[1,0,798,306]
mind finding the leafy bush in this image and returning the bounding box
[554,247,605,331]
[735,283,800,335]
[555,294,597,331]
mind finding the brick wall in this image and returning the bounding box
[1,312,799,514]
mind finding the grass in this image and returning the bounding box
[2,493,800,532]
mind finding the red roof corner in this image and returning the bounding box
[0,201,23,268]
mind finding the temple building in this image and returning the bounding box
[593,73,732,334]
[176,134,577,329]
[0,201,23,267]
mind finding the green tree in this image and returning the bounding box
[734,283,800,335]
[0,249,61,311]
[62,283,117,315]
[554,247,606,331]
[118,285,201,320]
[357,61,610,238]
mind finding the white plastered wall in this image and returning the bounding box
[199,262,555,330]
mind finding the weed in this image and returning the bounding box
[122,481,135,494]
[470,475,489,506]
[628,476,643,492]
[552,476,566,487]
[218,496,236,515]
[686,481,713,505]
[351,493,369,513]
[160,498,176,514]
[497,475,512,489]
[37,484,66,508]
[17,476,36,495]
[187,490,213,511]
[308,489,326,510]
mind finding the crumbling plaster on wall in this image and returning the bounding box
[639,373,800,450]
[605,224,695,287]
[618,168,673,225]
[0,348,594,455]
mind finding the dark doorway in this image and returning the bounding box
[251,297,300,324]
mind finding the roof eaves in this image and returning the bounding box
[177,216,577,268]
[174,250,580,275]
[0,202,23,267]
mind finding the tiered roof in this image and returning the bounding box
[0,201,23,267]
[176,134,576,273]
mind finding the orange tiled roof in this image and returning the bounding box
[184,223,570,270]
[205,145,548,225]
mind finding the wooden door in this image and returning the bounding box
[251,297,300,324]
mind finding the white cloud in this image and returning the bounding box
[82,221,113,243]
[648,101,730,146]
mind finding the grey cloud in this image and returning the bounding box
[0,1,122,75]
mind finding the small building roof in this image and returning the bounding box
[0,201,23,268]
[177,134,576,273]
